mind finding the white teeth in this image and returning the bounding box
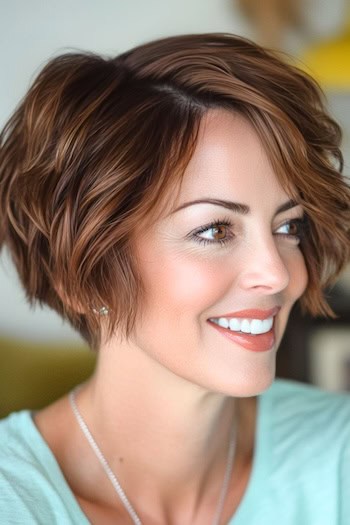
[262,317,273,332]
[218,317,229,328]
[250,319,265,335]
[229,318,241,331]
[240,319,251,333]
[250,318,273,334]
[210,316,274,335]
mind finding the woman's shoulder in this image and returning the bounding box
[0,410,37,465]
[266,378,350,419]
[0,411,51,521]
[243,379,350,523]
[262,378,350,437]
[259,378,350,467]
[232,381,350,524]
[0,410,89,524]
[0,411,59,520]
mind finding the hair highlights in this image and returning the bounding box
[0,34,349,350]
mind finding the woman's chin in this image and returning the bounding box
[192,363,277,398]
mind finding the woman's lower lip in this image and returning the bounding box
[207,320,275,352]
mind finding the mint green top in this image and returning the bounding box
[1,379,349,524]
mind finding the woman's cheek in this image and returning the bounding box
[142,249,234,314]
[286,248,309,301]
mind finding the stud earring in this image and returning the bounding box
[91,306,109,316]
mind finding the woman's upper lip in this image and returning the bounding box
[209,306,280,320]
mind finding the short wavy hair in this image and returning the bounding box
[0,33,349,350]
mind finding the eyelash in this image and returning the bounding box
[190,217,234,247]
[190,217,306,247]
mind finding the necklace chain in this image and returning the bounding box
[69,385,237,525]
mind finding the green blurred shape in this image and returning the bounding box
[0,336,96,419]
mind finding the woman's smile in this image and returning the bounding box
[207,306,279,353]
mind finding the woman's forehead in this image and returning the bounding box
[167,109,290,211]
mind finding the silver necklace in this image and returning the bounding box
[69,385,237,525]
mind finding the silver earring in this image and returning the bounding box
[92,306,109,316]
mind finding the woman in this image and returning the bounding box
[0,33,349,525]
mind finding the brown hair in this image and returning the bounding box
[0,33,349,350]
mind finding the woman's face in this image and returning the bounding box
[130,109,308,396]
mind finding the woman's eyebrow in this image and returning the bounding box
[170,198,298,216]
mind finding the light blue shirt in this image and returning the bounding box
[1,379,349,524]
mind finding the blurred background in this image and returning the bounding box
[0,0,349,417]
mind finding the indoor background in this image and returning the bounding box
[1,0,349,417]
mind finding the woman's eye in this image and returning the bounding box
[188,217,306,247]
[190,219,234,246]
[275,219,304,242]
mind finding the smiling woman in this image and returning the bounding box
[129,110,309,397]
[0,33,350,525]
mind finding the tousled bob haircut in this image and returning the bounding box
[0,33,349,351]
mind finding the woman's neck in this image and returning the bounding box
[72,336,255,520]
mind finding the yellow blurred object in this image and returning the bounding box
[300,16,350,91]
[236,0,350,90]
[301,34,350,90]
[0,336,96,419]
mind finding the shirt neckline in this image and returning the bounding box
[21,381,275,524]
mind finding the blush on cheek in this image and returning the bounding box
[153,257,232,314]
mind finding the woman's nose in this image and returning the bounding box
[238,236,290,294]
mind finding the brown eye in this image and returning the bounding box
[212,224,227,240]
[275,219,304,242]
[191,219,234,246]
[288,222,299,236]
[198,223,229,242]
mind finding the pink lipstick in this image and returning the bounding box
[214,307,279,320]
[207,307,279,352]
